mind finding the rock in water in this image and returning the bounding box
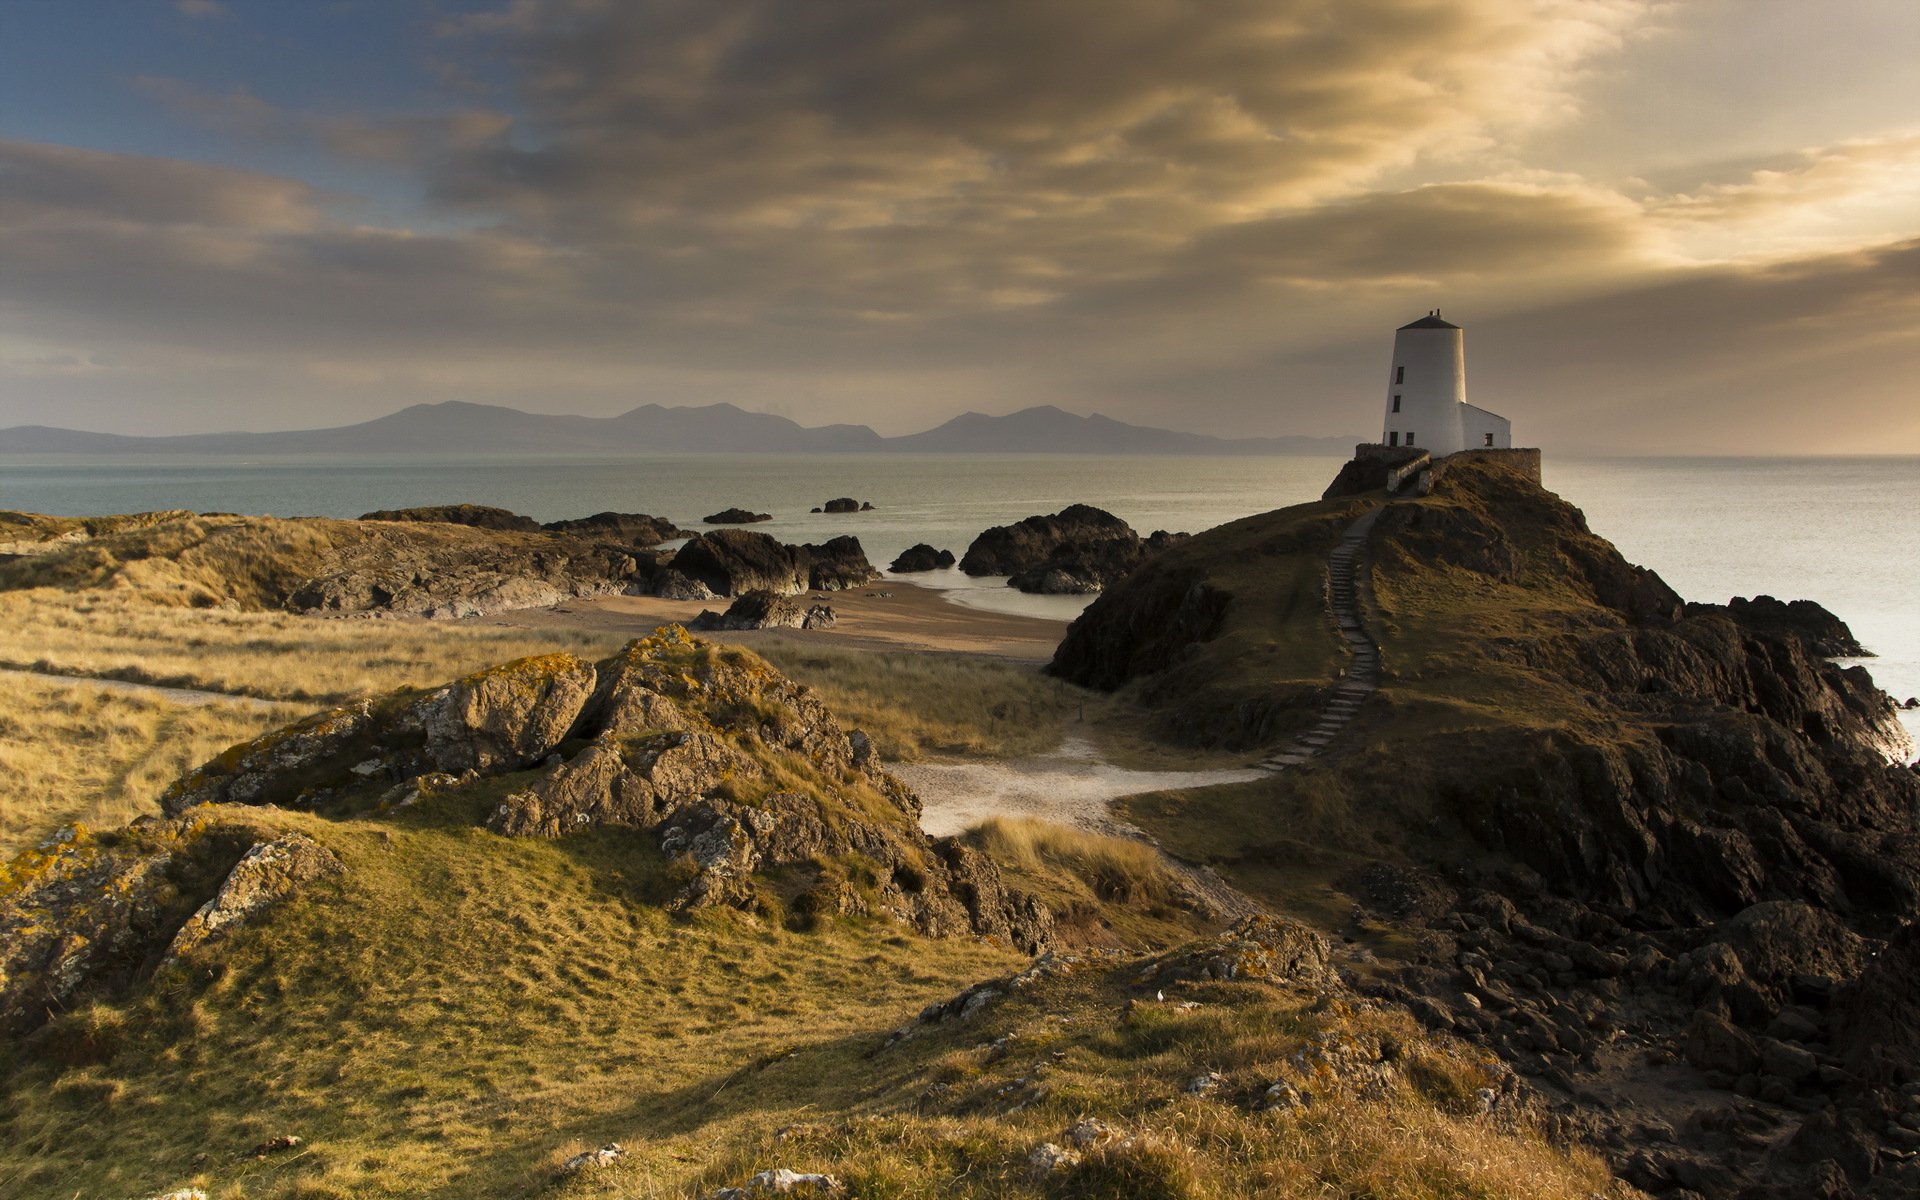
[820,497,872,513]
[888,544,956,572]
[959,505,1183,593]
[703,507,773,525]
[1685,594,1872,657]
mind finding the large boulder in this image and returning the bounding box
[960,504,1137,577]
[670,531,878,597]
[889,544,956,573]
[690,590,836,631]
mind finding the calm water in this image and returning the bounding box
[3,452,1914,747]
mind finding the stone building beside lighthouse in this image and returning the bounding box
[1381,311,1510,455]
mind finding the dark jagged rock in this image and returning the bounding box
[820,498,873,514]
[158,630,1052,952]
[1685,595,1872,658]
[540,512,686,546]
[690,589,836,631]
[889,544,956,572]
[1049,571,1231,691]
[961,505,1183,594]
[703,507,772,525]
[960,504,1135,577]
[670,530,879,597]
[359,504,542,532]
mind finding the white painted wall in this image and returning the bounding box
[1383,323,1466,455]
[1460,403,1511,450]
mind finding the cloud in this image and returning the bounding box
[175,0,224,18]
[0,139,319,231]
[133,77,511,166]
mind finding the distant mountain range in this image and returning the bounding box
[0,401,1360,457]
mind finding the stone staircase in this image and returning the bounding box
[1258,507,1383,772]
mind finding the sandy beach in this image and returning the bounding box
[467,576,1072,661]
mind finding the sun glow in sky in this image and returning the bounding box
[2,0,1918,453]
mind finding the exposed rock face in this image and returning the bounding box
[690,590,837,631]
[819,498,873,514]
[0,819,335,1035]
[960,505,1183,594]
[888,544,956,572]
[540,512,685,546]
[650,569,718,601]
[1686,594,1871,658]
[704,507,772,525]
[670,530,879,597]
[158,629,1052,952]
[359,504,541,532]
[161,833,343,968]
[289,537,658,619]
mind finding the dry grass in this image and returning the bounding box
[0,792,1624,1200]
[0,673,306,857]
[969,815,1179,906]
[755,640,1087,760]
[0,588,626,703]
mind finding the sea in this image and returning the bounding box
[3,452,1915,751]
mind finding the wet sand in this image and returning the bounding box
[895,736,1268,838]
[468,576,1071,661]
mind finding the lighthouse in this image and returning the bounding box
[1381,311,1509,456]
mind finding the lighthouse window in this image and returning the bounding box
[1392,395,1401,412]
[1394,366,1405,384]
[1388,432,1399,447]
[1406,432,1415,445]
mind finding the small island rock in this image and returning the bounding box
[889,544,956,572]
[703,507,773,525]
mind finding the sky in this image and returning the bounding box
[1,0,1918,453]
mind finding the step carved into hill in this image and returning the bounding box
[1258,507,1383,772]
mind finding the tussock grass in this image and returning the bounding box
[0,588,626,703]
[969,816,1178,906]
[755,640,1086,759]
[0,673,306,856]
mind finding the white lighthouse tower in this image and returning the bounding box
[1381,311,1509,456]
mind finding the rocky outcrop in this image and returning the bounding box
[1686,594,1871,658]
[960,505,1135,576]
[670,531,879,597]
[704,508,772,525]
[818,498,874,514]
[161,833,342,968]
[157,629,1051,952]
[650,569,718,601]
[889,544,956,572]
[541,512,685,546]
[359,504,541,532]
[690,590,837,631]
[960,505,1184,594]
[1321,446,1424,500]
[0,819,336,1035]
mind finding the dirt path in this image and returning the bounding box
[0,666,287,710]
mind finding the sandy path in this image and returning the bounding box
[894,736,1268,839]
[467,577,1070,661]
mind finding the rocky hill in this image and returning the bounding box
[1054,455,1920,1198]
[0,626,1624,1199]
